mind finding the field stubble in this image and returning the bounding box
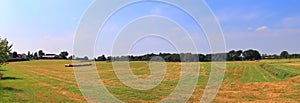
[0,59,299,102]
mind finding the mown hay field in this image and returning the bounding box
[0,59,299,102]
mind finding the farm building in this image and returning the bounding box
[17,54,27,59]
[7,53,29,62]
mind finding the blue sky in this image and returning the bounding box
[0,0,300,56]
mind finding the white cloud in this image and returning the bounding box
[256,26,268,31]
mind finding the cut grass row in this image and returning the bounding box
[240,63,277,82]
[260,63,300,79]
[223,61,300,83]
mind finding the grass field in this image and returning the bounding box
[0,59,300,102]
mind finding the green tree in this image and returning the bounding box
[12,51,18,58]
[33,52,38,59]
[227,50,235,61]
[280,51,289,59]
[205,54,212,61]
[96,55,106,61]
[226,50,243,61]
[0,37,13,65]
[83,56,89,60]
[59,51,69,59]
[198,54,205,61]
[27,51,31,59]
[242,49,261,60]
[38,50,45,58]
[68,55,75,60]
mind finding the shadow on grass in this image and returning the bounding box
[1,77,22,80]
[0,69,6,71]
[0,87,23,92]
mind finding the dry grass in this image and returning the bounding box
[0,59,299,102]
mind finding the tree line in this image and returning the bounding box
[8,50,70,61]
[262,51,300,59]
[96,49,261,62]
[95,50,300,62]
[13,49,300,62]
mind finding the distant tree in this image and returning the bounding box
[227,50,243,61]
[280,51,289,59]
[170,54,180,62]
[205,54,212,61]
[234,50,243,61]
[27,51,30,58]
[38,50,45,58]
[198,54,206,61]
[0,37,13,65]
[242,49,261,60]
[12,51,18,58]
[83,56,89,60]
[74,56,89,60]
[105,56,113,62]
[211,53,227,61]
[163,55,172,62]
[96,55,106,61]
[227,50,235,61]
[33,52,38,59]
[30,53,33,59]
[59,51,69,59]
[91,50,300,62]
[181,53,198,62]
[290,54,300,58]
[68,55,74,60]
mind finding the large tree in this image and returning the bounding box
[27,51,32,59]
[280,51,289,59]
[83,56,89,60]
[242,49,262,60]
[96,55,106,61]
[12,51,18,58]
[33,52,38,59]
[227,50,243,61]
[38,50,45,58]
[59,51,69,59]
[0,37,12,65]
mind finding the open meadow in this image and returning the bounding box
[0,59,300,102]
